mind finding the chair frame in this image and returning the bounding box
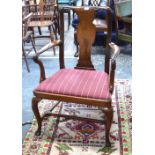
[23,0,59,51]
[32,6,120,147]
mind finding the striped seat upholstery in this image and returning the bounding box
[35,69,111,99]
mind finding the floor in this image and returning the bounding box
[22,13,132,140]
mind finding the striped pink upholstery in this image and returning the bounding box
[35,69,111,99]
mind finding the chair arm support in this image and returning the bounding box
[33,40,65,84]
[33,56,46,83]
[108,43,120,94]
[109,59,116,94]
[36,40,61,57]
[109,42,120,60]
[36,40,64,69]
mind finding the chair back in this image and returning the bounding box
[60,7,112,71]
[23,0,58,22]
[75,8,96,69]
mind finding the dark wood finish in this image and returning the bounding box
[75,8,96,69]
[33,56,46,82]
[32,6,120,147]
[34,90,111,106]
[73,0,112,57]
[104,107,113,147]
[32,97,42,136]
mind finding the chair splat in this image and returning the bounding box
[74,8,96,70]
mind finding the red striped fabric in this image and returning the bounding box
[35,69,111,99]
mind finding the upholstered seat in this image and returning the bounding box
[35,69,111,99]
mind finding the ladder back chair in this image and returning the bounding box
[23,0,59,55]
[32,6,120,147]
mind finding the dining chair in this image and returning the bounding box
[23,0,59,55]
[31,6,120,147]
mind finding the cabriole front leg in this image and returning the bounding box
[104,105,113,147]
[32,97,42,136]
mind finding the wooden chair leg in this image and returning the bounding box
[74,44,79,57]
[52,47,56,56]
[57,16,60,35]
[38,27,42,35]
[22,43,30,72]
[51,23,58,40]
[68,11,70,30]
[30,27,35,46]
[32,97,42,136]
[104,107,113,147]
[74,31,79,57]
[48,26,56,56]
[30,36,37,53]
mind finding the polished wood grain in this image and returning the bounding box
[75,8,96,69]
[73,0,112,57]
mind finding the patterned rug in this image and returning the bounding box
[22,80,132,155]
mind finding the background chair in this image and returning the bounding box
[58,0,77,30]
[113,0,132,43]
[31,7,120,147]
[23,0,59,55]
[22,12,37,72]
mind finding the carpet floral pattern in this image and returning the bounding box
[22,80,132,155]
